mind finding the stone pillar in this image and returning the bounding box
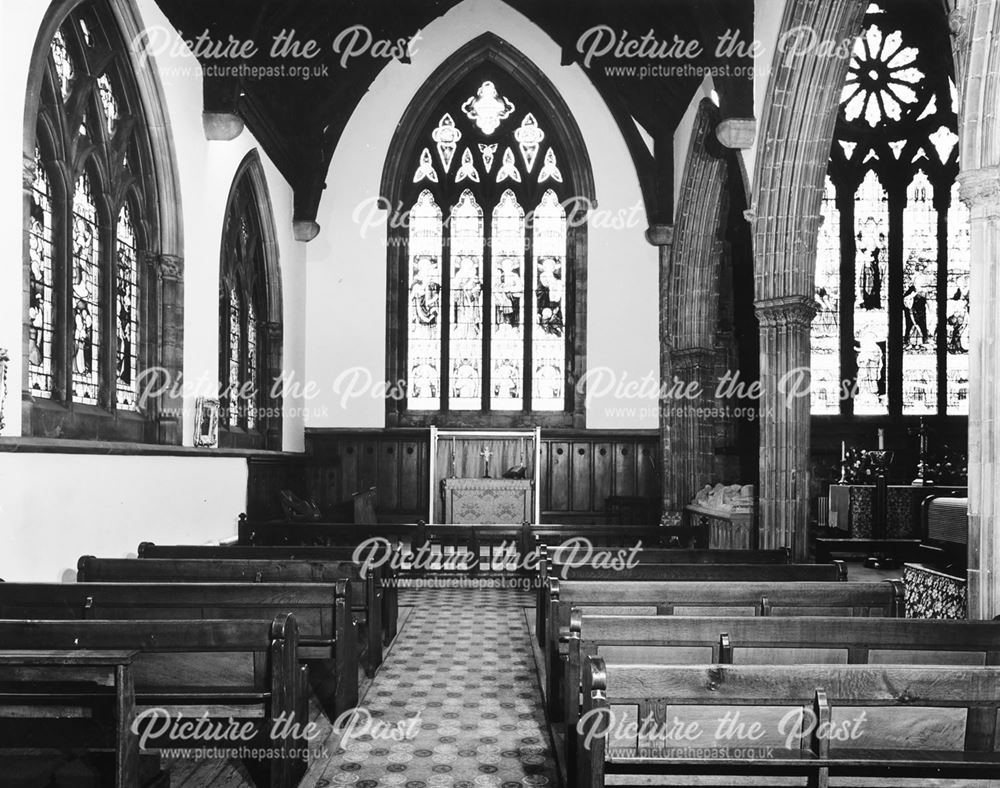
[670,348,718,507]
[647,224,678,525]
[753,295,816,560]
[959,166,1000,619]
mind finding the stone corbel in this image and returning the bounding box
[203,112,244,141]
[715,118,756,150]
[645,223,674,247]
[149,253,184,282]
[293,220,321,242]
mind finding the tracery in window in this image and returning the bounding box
[218,153,280,448]
[24,0,173,441]
[812,0,966,418]
[396,71,578,419]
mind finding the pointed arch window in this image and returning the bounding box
[23,0,182,442]
[810,0,967,416]
[383,39,594,427]
[218,154,282,450]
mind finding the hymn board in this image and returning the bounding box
[428,427,541,524]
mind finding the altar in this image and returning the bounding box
[442,478,534,524]
[429,427,541,524]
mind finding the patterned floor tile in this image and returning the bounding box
[301,587,555,788]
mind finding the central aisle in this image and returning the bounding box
[304,586,558,787]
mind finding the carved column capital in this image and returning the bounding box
[670,347,716,371]
[958,166,1000,213]
[646,223,674,247]
[754,295,818,329]
[146,253,184,282]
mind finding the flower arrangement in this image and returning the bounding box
[840,446,888,483]
[920,445,968,485]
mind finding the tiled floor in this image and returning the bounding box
[302,587,556,787]
[170,586,557,787]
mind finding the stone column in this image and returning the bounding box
[150,253,184,445]
[647,224,679,525]
[753,295,816,560]
[670,348,718,507]
[959,166,1000,619]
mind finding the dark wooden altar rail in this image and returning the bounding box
[0,580,358,719]
[0,617,305,788]
[137,542,398,646]
[76,556,384,677]
[561,614,1000,777]
[247,429,661,523]
[579,660,1000,788]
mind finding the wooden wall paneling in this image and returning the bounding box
[614,442,638,497]
[571,442,593,512]
[377,441,400,512]
[539,441,552,513]
[399,440,422,513]
[339,441,360,505]
[637,443,658,498]
[593,443,614,514]
[549,442,571,511]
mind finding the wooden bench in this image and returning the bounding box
[77,555,384,676]
[0,649,165,787]
[0,581,358,719]
[537,561,848,648]
[137,541,399,646]
[541,579,904,723]
[561,614,1000,780]
[0,617,305,788]
[238,516,423,549]
[578,659,1000,787]
[534,546,794,643]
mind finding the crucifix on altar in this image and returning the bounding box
[429,427,541,524]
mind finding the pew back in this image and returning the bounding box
[579,659,1000,787]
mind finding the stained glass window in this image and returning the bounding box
[115,204,139,410]
[218,158,277,444]
[813,0,967,419]
[398,73,576,418]
[532,190,567,411]
[407,191,443,410]
[901,171,937,413]
[853,171,889,415]
[490,190,525,410]
[72,172,101,405]
[449,190,484,410]
[946,181,970,414]
[25,1,177,439]
[28,149,54,398]
[810,177,841,414]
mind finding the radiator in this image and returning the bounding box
[925,497,968,546]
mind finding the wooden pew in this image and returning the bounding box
[0,581,358,719]
[536,561,848,648]
[0,617,305,788]
[542,579,904,724]
[0,649,163,787]
[562,614,1000,778]
[534,545,794,644]
[578,659,1000,787]
[77,556,384,677]
[238,516,423,549]
[136,542,399,646]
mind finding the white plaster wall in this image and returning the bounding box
[304,0,659,430]
[0,453,247,581]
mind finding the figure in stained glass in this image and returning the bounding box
[409,256,441,332]
[452,255,482,338]
[536,256,563,336]
[494,257,522,328]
